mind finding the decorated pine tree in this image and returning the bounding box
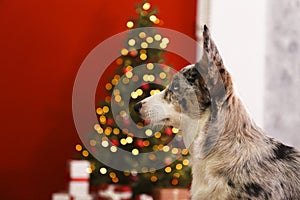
[75,0,192,196]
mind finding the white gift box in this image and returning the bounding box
[69,160,90,179]
[68,160,90,196]
[136,194,154,200]
[52,193,70,200]
[52,192,94,200]
[69,181,89,197]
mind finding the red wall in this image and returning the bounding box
[0,0,196,199]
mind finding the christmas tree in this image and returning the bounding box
[75,0,191,195]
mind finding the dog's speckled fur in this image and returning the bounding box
[136,25,300,199]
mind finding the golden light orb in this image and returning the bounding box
[89,139,96,147]
[162,38,170,44]
[125,71,133,79]
[128,39,136,46]
[126,137,133,144]
[120,138,127,145]
[142,2,151,10]
[146,63,154,70]
[150,176,158,182]
[154,131,161,138]
[136,89,143,96]
[122,77,130,84]
[104,127,112,135]
[110,146,117,152]
[101,140,109,148]
[149,15,157,22]
[165,166,172,173]
[99,167,107,174]
[182,149,189,155]
[159,72,167,79]
[172,148,179,154]
[131,92,138,99]
[82,150,89,157]
[114,95,122,103]
[126,21,134,28]
[132,148,139,156]
[139,32,146,38]
[172,127,179,133]
[160,42,167,49]
[141,42,148,49]
[75,144,82,151]
[154,34,162,41]
[121,48,129,56]
[109,172,116,178]
[99,116,106,124]
[145,129,153,136]
[146,37,154,43]
[103,106,109,113]
[148,75,155,82]
[183,159,190,166]
[162,145,170,152]
[105,83,112,91]
[140,53,147,60]
[96,108,103,115]
[176,163,183,170]
[141,167,148,173]
[113,128,120,135]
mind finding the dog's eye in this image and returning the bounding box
[171,81,180,91]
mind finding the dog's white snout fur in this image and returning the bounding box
[139,92,172,124]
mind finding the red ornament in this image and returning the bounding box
[129,49,138,57]
[164,127,172,135]
[111,139,119,146]
[136,140,144,147]
[107,118,114,126]
[141,84,149,90]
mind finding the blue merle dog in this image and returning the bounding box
[135,25,300,199]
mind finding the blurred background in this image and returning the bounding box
[0,0,299,199]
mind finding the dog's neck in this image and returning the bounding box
[190,93,268,160]
[189,94,272,199]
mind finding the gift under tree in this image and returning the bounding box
[75,0,192,197]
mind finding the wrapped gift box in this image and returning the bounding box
[68,160,90,196]
[69,181,89,197]
[98,184,132,200]
[153,188,190,200]
[52,192,94,200]
[135,194,153,200]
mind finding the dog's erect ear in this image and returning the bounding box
[197,25,232,97]
[203,25,224,71]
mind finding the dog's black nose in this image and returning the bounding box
[134,102,142,114]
